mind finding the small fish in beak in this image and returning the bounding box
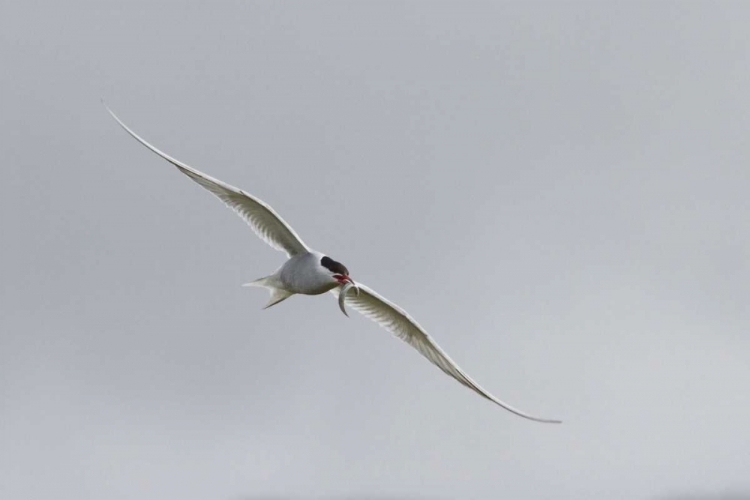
[338,280,360,317]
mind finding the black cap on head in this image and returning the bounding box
[320,256,349,276]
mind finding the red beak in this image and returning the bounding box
[334,274,353,285]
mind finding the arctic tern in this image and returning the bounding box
[106,105,561,424]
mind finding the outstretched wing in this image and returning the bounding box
[332,283,561,424]
[106,104,310,257]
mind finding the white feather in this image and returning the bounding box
[331,284,561,423]
[105,104,310,257]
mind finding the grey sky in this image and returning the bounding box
[2,2,750,499]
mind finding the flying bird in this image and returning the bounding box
[106,104,561,424]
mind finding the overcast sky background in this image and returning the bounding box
[2,2,750,499]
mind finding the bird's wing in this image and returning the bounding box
[331,283,561,424]
[105,105,310,257]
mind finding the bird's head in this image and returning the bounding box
[320,255,353,286]
[320,255,360,317]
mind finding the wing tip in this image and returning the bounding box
[536,418,563,424]
[101,98,115,118]
[513,410,562,424]
[101,100,132,135]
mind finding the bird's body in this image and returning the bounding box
[276,251,343,295]
[246,251,343,309]
[106,103,561,424]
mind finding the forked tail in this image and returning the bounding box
[242,276,294,309]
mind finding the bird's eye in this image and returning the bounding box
[321,256,349,276]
